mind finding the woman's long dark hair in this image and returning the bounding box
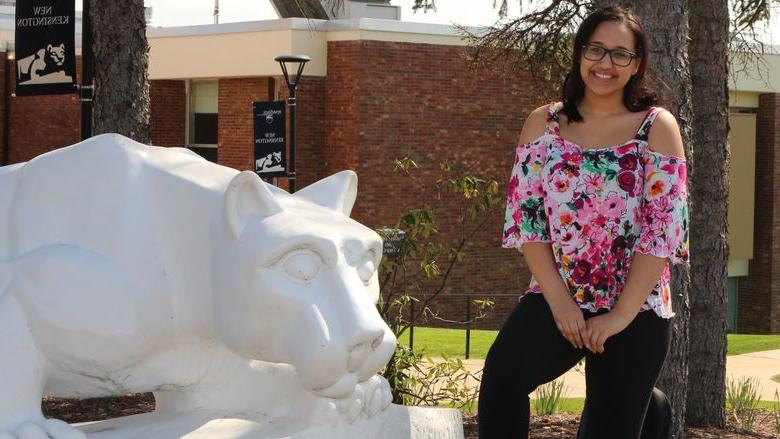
[561,6,661,122]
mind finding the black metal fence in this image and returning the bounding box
[402,292,521,359]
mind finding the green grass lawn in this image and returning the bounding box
[726,334,780,356]
[540,397,585,414]
[397,327,780,359]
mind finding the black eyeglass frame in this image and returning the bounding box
[580,44,638,67]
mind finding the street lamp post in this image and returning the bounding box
[274,54,310,194]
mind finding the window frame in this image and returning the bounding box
[185,79,218,149]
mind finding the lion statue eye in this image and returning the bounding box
[282,251,321,282]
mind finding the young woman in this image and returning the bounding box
[478,6,689,439]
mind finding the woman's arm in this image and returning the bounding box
[524,242,590,349]
[514,105,590,349]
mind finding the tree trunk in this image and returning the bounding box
[90,0,150,143]
[596,1,694,437]
[685,0,730,428]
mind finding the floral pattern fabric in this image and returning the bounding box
[502,102,689,318]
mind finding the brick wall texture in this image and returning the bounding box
[5,56,81,164]
[217,77,270,171]
[2,40,777,333]
[150,80,185,147]
[320,40,555,329]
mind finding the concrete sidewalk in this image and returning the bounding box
[446,349,780,401]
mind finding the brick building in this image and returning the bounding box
[1,3,778,333]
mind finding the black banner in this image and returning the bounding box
[253,101,286,178]
[15,0,77,96]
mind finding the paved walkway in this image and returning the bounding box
[433,349,780,401]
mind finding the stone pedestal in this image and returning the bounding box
[77,404,464,439]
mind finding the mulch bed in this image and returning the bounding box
[462,412,780,438]
[43,394,779,438]
[42,393,155,424]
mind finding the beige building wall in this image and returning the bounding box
[727,111,756,277]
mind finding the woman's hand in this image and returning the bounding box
[584,309,635,353]
[546,294,589,350]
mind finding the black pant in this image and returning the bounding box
[478,293,671,439]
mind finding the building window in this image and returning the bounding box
[187,80,218,162]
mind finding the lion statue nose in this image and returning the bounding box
[346,331,384,372]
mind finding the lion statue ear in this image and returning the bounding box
[294,170,357,216]
[224,171,283,239]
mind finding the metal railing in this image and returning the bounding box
[404,292,520,359]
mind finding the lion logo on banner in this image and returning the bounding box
[17,43,71,84]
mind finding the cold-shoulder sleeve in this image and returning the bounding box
[635,148,690,265]
[501,141,550,250]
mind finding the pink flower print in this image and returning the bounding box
[610,236,627,257]
[618,153,638,171]
[560,223,589,255]
[640,220,664,246]
[616,142,635,155]
[605,222,621,239]
[506,175,520,205]
[549,172,583,201]
[551,173,570,193]
[647,180,666,199]
[512,208,524,226]
[600,195,626,218]
[560,229,576,253]
[559,211,574,226]
[584,173,606,195]
[591,214,608,228]
[632,205,643,224]
[618,170,636,195]
[561,151,584,167]
[557,151,583,179]
[589,268,610,291]
[582,223,609,249]
[661,162,677,175]
[576,198,598,222]
[649,197,673,226]
[572,259,592,284]
[517,174,544,199]
[678,163,687,181]
[530,177,545,197]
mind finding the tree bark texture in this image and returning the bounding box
[90,0,150,143]
[596,1,694,437]
[685,0,730,428]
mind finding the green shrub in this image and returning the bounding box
[773,390,780,435]
[726,376,761,431]
[533,379,568,415]
[377,157,500,408]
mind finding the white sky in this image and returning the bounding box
[74,0,780,45]
[138,0,520,28]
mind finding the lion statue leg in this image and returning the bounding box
[0,289,85,439]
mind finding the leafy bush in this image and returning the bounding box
[377,157,501,407]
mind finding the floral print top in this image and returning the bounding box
[502,102,689,318]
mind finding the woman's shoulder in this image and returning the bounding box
[646,107,686,159]
[518,103,555,145]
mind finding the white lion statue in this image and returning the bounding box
[0,134,463,439]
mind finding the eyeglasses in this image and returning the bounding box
[581,44,637,67]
